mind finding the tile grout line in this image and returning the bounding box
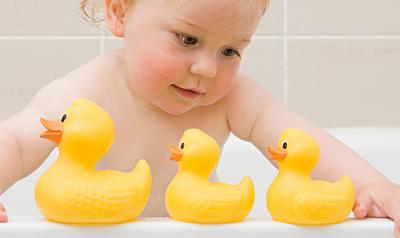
[283,0,288,107]
[1,35,400,40]
[0,36,102,40]
[100,24,105,55]
[253,35,400,39]
[256,35,400,39]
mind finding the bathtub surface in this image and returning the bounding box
[0,217,394,238]
[1,127,399,237]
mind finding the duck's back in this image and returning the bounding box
[166,174,254,223]
[267,174,355,225]
[35,160,151,223]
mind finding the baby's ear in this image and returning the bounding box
[105,0,127,37]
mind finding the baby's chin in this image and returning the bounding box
[157,101,198,116]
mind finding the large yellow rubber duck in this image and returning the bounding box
[266,128,355,225]
[166,129,254,224]
[36,98,152,224]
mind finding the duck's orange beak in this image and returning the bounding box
[169,146,183,161]
[40,118,63,145]
[267,146,287,161]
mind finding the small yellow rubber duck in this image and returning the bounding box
[266,128,355,225]
[166,128,254,224]
[36,98,152,224]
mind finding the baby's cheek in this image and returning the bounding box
[215,71,237,96]
[203,71,237,105]
[131,46,184,92]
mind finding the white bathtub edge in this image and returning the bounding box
[0,217,395,238]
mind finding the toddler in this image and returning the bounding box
[1,0,399,236]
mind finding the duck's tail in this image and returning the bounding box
[129,159,149,171]
[129,159,152,182]
[337,175,355,195]
[336,175,356,217]
[238,176,255,216]
[128,159,152,201]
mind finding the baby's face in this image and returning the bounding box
[121,0,264,115]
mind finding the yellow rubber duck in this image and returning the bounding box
[266,128,355,225]
[166,128,254,224]
[36,98,152,224]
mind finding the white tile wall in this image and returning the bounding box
[0,40,100,118]
[1,0,399,126]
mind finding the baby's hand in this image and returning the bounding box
[0,202,7,222]
[353,181,400,237]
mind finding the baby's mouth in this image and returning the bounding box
[172,84,204,99]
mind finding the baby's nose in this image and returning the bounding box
[190,54,218,79]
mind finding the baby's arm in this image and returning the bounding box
[0,78,85,194]
[0,60,105,222]
[227,73,388,189]
[0,53,113,195]
[227,74,400,236]
[0,80,69,222]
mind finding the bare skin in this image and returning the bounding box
[0,51,229,216]
[1,0,399,237]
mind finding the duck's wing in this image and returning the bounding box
[292,192,350,221]
[64,181,139,218]
[184,191,243,222]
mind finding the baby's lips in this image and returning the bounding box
[169,146,183,161]
[267,146,287,161]
[40,118,63,144]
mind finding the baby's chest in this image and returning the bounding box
[96,126,174,171]
[95,110,230,171]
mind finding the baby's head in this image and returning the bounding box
[82,0,268,115]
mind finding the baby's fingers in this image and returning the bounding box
[0,211,7,222]
[353,194,371,219]
[395,218,400,238]
[385,199,400,238]
[0,202,8,222]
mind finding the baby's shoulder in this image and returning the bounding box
[28,51,123,119]
[64,50,122,85]
[57,50,124,100]
[220,72,275,139]
[223,72,270,108]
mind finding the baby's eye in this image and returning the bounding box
[175,33,198,46]
[180,142,185,149]
[222,48,241,58]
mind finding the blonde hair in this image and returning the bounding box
[80,0,105,25]
[80,0,268,25]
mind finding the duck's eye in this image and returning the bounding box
[282,141,288,149]
[180,142,185,150]
[61,113,67,123]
